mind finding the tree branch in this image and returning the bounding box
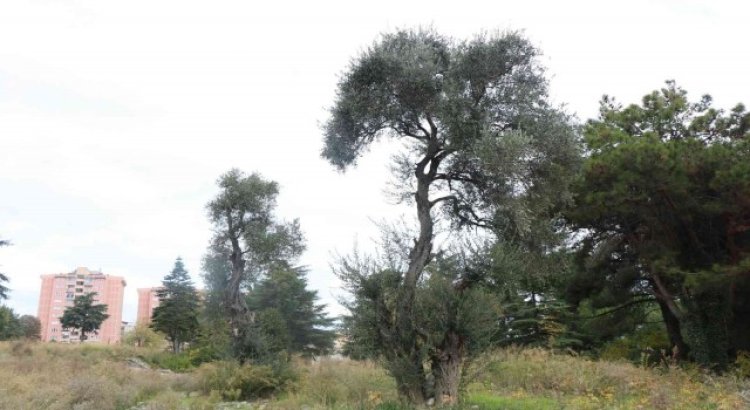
[426,113,438,138]
[434,173,480,185]
[429,195,456,208]
[579,297,657,320]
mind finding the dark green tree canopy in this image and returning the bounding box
[0,306,22,340]
[151,257,200,353]
[247,266,335,357]
[60,292,109,342]
[569,81,750,367]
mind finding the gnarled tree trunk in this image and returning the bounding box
[226,220,254,360]
[389,123,447,405]
[431,331,465,405]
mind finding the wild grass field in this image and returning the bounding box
[0,341,748,410]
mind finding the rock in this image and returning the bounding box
[125,357,151,370]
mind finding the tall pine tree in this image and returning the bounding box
[151,257,200,353]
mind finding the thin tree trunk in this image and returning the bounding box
[651,273,682,319]
[656,298,689,360]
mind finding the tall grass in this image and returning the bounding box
[464,348,750,409]
[0,341,191,410]
[1,341,747,409]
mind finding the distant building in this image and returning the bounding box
[136,287,161,325]
[38,267,126,343]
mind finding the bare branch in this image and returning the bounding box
[429,195,456,208]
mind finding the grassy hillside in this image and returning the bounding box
[0,342,747,409]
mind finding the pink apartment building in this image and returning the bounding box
[38,267,126,343]
[136,287,161,325]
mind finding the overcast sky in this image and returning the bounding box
[1,0,748,322]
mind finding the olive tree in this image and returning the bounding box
[206,169,304,361]
[324,29,579,404]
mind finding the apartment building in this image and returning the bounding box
[136,287,161,325]
[38,267,126,343]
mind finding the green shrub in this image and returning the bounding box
[143,351,194,372]
[599,324,670,365]
[734,351,750,378]
[123,324,166,349]
[195,360,297,400]
[188,343,228,366]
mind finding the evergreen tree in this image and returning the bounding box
[0,238,10,300]
[151,257,200,353]
[568,81,750,368]
[0,306,22,340]
[191,251,234,363]
[60,293,109,342]
[247,266,335,357]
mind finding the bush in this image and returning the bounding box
[143,351,194,372]
[734,351,750,378]
[598,324,670,365]
[123,324,166,349]
[194,360,297,400]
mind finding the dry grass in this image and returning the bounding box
[0,341,193,410]
[465,347,750,409]
[270,358,396,409]
[1,341,747,409]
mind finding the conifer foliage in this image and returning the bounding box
[0,238,10,300]
[60,293,109,342]
[568,82,750,368]
[151,257,200,353]
[247,266,335,357]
